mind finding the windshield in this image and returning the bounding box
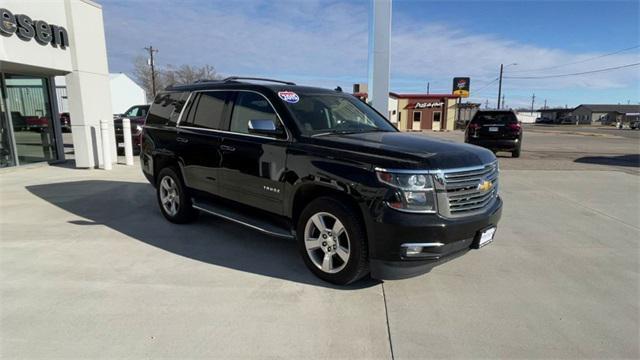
[472,112,518,125]
[283,93,397,136]
[125,105,150,118]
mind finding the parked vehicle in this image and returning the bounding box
[141,77,503,285]
[113,104,150,154]
[59,112,71,132]
[535,117,554,124]
[465,110,523,157]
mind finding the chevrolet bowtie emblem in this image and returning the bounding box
[478,180,493,192]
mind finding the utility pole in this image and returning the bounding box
[497,63,504,109]
[502,94,505,109]
[544,99,547,109]
[485,99,489,109]
[144,45,159,97]
[531,93,536,115]
[426,82,430,95]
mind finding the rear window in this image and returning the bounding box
[471,112,518,125]
[146,92,188,126]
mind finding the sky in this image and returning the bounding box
[102,0,640,109]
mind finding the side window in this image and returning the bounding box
[189,92,228,130]
[229,92,280,136]
[146,92,186,126]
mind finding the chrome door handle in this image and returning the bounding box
[176,137,189,143]
[220,145,236,152]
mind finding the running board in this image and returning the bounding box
[192,198,295,239]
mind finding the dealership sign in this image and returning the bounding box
[452,77,470,98]
[415,102,444,109]
[0,8,69,49]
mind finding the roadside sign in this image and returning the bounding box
[453,77,470,98]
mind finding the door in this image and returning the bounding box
[412,111,422,130]
[219,91,287,215]
[177,91,230,196]
[432,111,441,131]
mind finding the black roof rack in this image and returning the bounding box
[222,76,296,86]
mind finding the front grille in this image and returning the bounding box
[438,162,498,217]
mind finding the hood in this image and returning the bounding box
[309,131,496,170]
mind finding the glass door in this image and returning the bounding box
[4,74,58,164]
[0,77,16,168]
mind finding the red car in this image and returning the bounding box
[114,105,150,154]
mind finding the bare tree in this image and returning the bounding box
[132,56,222,98]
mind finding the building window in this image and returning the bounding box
[433,111,441,122]
[413,111,421,122]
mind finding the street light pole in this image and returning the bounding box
[497,63,504,109]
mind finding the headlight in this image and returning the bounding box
[376,171,437,213]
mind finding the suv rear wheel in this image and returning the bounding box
[296,197,369,285]
[156,167,198,223]
[512,146,521,158]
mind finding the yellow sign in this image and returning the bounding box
[453,89,469,97]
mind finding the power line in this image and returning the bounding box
[504,62,640,79]
[473,77,499,93]
[509,44,640,73]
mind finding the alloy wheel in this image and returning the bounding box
[159,176,180,216]
[304,212,351,274]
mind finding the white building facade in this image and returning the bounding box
[0,0,114,169]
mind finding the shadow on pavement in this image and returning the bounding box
[26,180,378,290]
[574,154,640,168]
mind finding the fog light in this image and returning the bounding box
[404,245,423,256]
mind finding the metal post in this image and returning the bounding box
[100,119,112,170]
[530,93,536,115]
[367,0,392,115]
[497,63,504,109]
[122,118,134,166]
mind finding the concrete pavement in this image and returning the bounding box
[1,160,638,358]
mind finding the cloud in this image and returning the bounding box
[102,0,639,105]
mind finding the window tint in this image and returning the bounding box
[471,112,518,125]
[229,92,279,136]
[146,92,186,126]
[189,92,227,130]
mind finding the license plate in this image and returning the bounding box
[478,227,496,247]
[489,127,499,132]
[118,142,125,147]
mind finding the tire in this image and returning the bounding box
[512,146,521,158]
[156,167,198,224]
[296,196,369,285]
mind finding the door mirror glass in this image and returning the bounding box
[248,119,282,136]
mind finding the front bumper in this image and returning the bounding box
[365,196,502,280]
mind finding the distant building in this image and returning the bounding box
[538,108,573,123]
[56,73,147,115]
[571,104,640,125]
[109,73,147,115]
[353,86,459,131]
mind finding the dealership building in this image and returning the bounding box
[0,0,113,169]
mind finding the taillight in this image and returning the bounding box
[469,123,481,130]
[507,123,521,131]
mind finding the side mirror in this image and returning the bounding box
[248,119,284,137]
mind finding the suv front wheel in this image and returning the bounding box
[156,167,198,223]
[297,197,369,285]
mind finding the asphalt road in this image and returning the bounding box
[1,128,638,359]
[425,125,640,174]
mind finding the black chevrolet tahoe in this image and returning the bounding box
[141,77,502,285]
